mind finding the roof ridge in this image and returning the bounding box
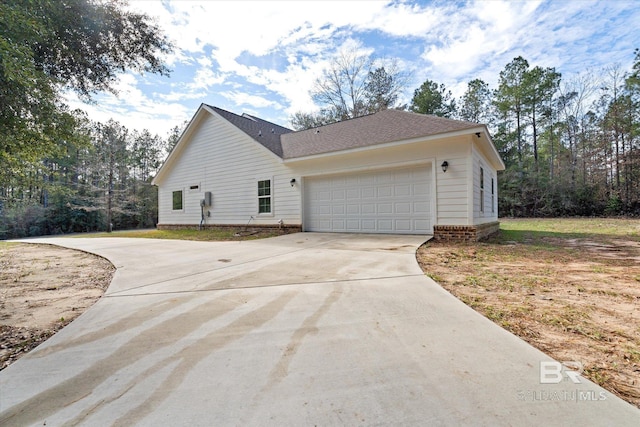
[382,108,481,126]
[207,105,293,132]
[291,108,481,135]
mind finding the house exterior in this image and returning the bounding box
[151,104,505,241]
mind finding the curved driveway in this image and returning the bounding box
[1,233,638,426]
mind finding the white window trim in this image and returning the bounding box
[256,177,274,216]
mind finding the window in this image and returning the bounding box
[172,190,183,210]
[491,178,495,213]
[479,166,484,213]
[257,179,272,214]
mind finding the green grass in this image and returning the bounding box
[74,228,284,242]
[497,218,640,244]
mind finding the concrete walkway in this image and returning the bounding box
[0,233,638,426]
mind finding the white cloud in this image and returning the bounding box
[156,91,207,102]
[64,72,192,136]
[220,91,281,109]
[80,0,640,132]
[188,65,226,90]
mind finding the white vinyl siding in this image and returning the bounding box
[156,111,299,226]
[472,145,498,223]
[436,163,468,224]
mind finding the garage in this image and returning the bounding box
[303,165,432,234]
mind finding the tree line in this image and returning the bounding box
[0,111,185,239]
[294,49,640,218]
[0,0,174,239]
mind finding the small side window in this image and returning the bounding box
[172,190,183,210]
[479,166,484,213]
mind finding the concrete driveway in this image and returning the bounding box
[1,233,638,426]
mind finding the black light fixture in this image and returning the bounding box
[475,132,481,138]
[290,178,296,187]
[441,161,449,173]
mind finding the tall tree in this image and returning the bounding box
[293,51,407,129]
[290,109,341,131]
[409,79,456,117]
[311,48,372,120]
[494,56,529,172]
[459,79,492,123]
[522,66,561,167]
[93,121,129,232]
[556,73,598,187]
[0,0,172,199]
[364,63,407,113]
[520,66,561,215]
[600,65,628,202]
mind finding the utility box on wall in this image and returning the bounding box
[204,191,212,207]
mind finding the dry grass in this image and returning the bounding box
[417,218,640,408]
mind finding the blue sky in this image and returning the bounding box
[65,0,639,136]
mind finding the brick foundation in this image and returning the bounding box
[433,221,500,243]
[157,223,302,234]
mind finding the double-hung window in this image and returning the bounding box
[257,179,272,214]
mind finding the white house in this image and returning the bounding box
[152,104,505,241]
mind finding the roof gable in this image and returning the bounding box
[207,105,293,157]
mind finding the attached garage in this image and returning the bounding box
[303,165,432,234]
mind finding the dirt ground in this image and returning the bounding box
[0,243,114,370]
[417,235,640,408]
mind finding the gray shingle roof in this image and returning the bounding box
[281,109,480,159]
[208,105,293,157]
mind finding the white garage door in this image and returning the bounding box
[304,165,432,234]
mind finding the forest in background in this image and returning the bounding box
[1,1,638,239]
[293,49,640,220]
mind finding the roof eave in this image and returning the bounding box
[478,125,506,171]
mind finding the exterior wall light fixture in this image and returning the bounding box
[441,161,449,173]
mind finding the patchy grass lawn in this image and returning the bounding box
[76,227,287,241]
[417,218,640,408]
